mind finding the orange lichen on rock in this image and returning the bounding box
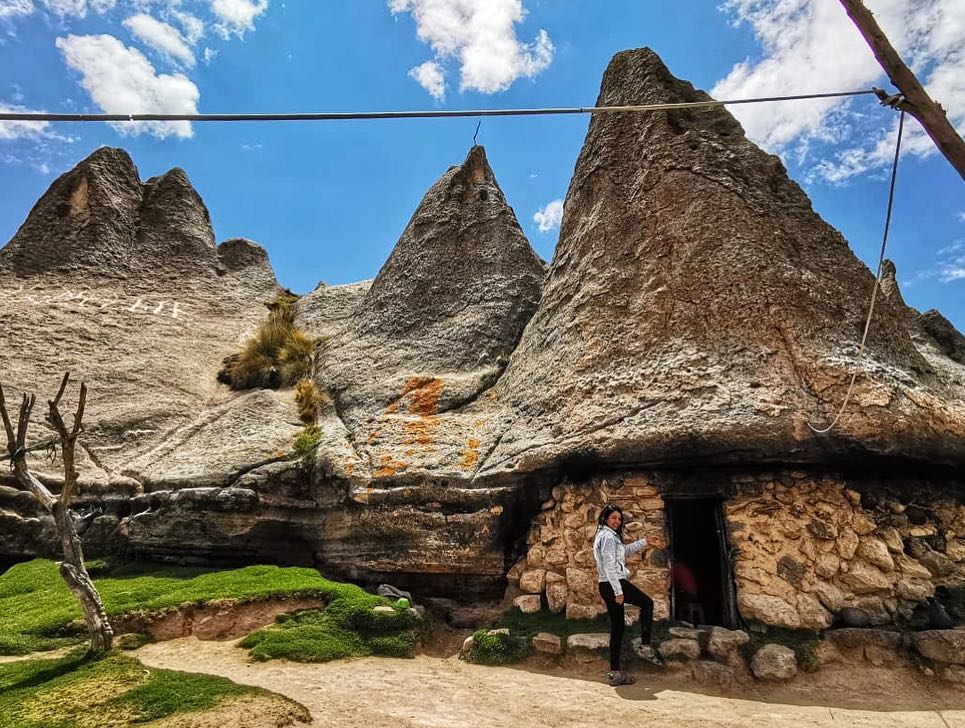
[386,376,445,416]
[402,416,439,450]
[373,455,407,478]
[461,438,481,469]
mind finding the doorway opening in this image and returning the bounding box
[665,497,738,629]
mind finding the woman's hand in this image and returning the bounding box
[616,594,624,605]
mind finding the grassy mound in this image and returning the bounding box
[241,596,422,662]
[463,629,529,666]
[0,650,309,727]
[0,560,423,661]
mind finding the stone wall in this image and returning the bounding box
[506,469,965,629]
[508,476,671,620]
[728,472,965,629]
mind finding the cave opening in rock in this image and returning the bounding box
[665,497,738,629]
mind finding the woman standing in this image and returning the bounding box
[593,503,659,686]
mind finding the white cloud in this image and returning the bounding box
[202,46,216,63]
[56,33,199,138]
[533,198,563,233]
[408,60,445,100]
[210,0,267,37]
[957,212,965,222]
[389,0,553,96]
[0,101,50,140]
[713,0,965,182]
[173,10,204,44]
[42,0,115,16]
[123,13,195,66]
[0,0,33,19]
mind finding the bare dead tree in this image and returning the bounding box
[840,0,965,183]
[0,373,113,655]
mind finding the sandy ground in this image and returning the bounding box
[135,637,965,728]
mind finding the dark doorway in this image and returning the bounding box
[665,498,737,629]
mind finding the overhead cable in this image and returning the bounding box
[0,89,878,124]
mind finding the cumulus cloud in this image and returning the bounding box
[0,0,34,19]
[210,0,268,38]
[0,101,50,140]
[713,0,965,183]
[533,198,563,233]
[56,33,199,138]
[123,13,195,66]
[389,0,553,97]
[408,60,445,100]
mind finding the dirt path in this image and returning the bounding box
[136,637,965,728]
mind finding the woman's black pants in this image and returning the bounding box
[599,579,654,671]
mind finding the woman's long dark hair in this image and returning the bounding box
[597,503,625,536]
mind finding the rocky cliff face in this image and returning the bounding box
[0,147,296,494]
[483,48,965,476]
[1,50,963,613]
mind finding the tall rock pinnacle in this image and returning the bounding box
[355,145,544,370]
[317,145,545,480]
[482,48,965,474]
[0,147,223,280]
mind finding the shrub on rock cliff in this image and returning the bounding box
[219,292,322,391]
[294,379,325,423]
[292,425,322,455]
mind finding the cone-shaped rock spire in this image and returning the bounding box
[316,145,544,480]
[354,145,544,369]
[0,147,235,281]
[482,48,965,474]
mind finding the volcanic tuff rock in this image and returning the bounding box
[1,49,964,602]
[0,147,296,492]
[480,48,965,476]
[314,145,545,483]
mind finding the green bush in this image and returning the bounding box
[241,592,422,663]
[293,425,322,455]
[464,629,529,666]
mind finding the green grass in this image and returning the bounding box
[463,629,530,666]
[0,650,309,727]
[0,560,422,661]
[241,596,422,662]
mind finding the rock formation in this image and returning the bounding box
[1,50,963,629]
[0,146,298,538]
[483,48,965,477]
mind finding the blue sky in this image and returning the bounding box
[1,0,963,332]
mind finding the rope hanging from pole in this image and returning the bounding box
[808,108,906,434]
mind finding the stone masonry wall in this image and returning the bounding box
[507,476,671,621]
[506,469,964,628]
[727,472,965,629]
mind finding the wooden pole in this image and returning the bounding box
[839,0,965,183]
